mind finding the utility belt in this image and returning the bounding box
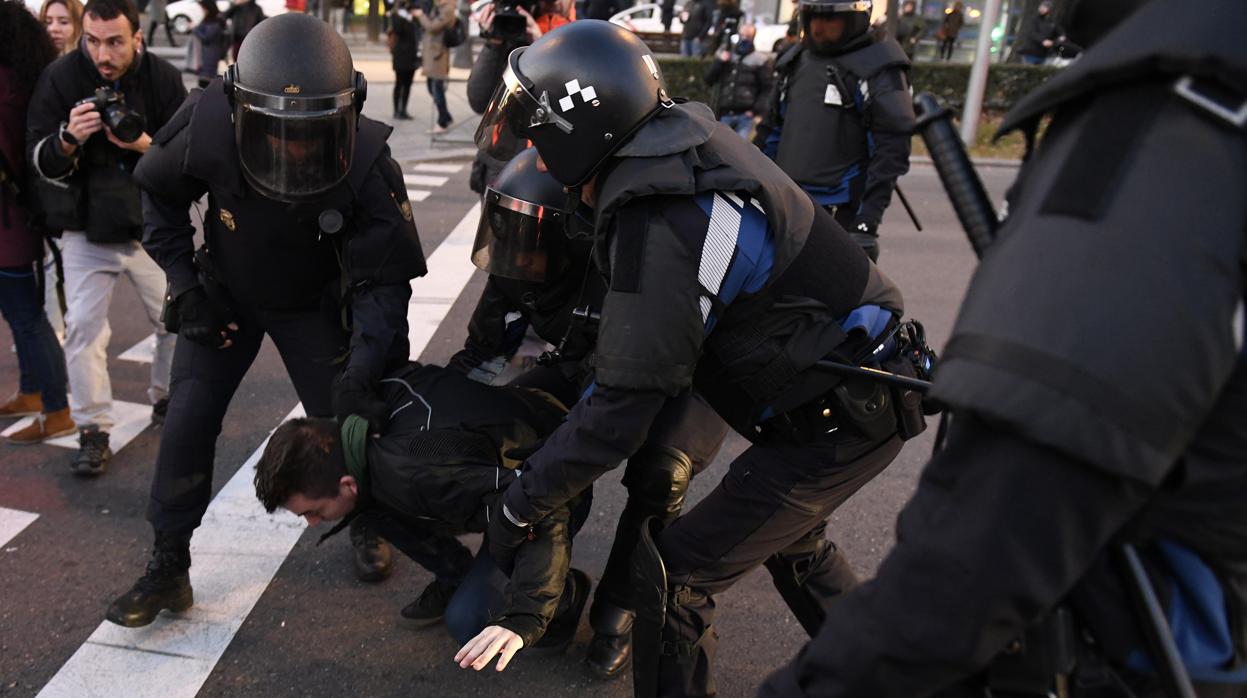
[758,320,938,445]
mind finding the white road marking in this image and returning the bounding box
[2,399,154,453]
[119,334,157,364]
[411,163,463,174]
[38,203,485,698]
[403,174,449,188]
[407,189,431,202]
[0,507,39,549]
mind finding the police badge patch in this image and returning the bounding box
[219,208,236,231]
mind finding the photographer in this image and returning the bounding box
[25,0,185,475]
[704,22,772,139]
[465,0,573,192]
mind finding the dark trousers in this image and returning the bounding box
[393,69,415,115]
[939,36,957,60]
[427,78,452,128]
[0,265,69,411]
[653,432,903,696]
[146,304,346,534]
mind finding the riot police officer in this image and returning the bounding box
[755,0,914,261]
[471,20,925,695]
[762,0,1247,695]
[104,14,427,628]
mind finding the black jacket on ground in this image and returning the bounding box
[704,48,773,116]
[134,83,427,386]
[25,48,187,242]
[357,362,575,645]
[761,2,1247,693]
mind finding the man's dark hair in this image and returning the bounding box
[254,418,346,513]
[83,0,140,33]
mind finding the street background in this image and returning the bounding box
[0,33,1018,698]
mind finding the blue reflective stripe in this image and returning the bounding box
[801,162,863,207]
[839,304,892,339]
[1126,539,1247,683]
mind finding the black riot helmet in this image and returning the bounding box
[800,0,872,53]
[224,13,368,203]
[472,148,579,283]
[474,20,672,187]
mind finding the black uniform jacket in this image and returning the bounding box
[501,102,903,527]
[360,363,575,646]
[762,1,1247,694]
[26,48,187,242]
[133,82,427,384]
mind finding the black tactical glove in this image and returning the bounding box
[850,216,880,262]
[331,370,390,436]
[487,498,532,576]
[174,286,234,348]
[445,347,507,384]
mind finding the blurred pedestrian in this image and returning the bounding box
[145,0,177,47]
[894,0,924,59]
[413,0,456,133]
[0,0,74,443]
[935,0,962,61]
[40,0,85,56]
[388,0,418,119]
[223,0,265,61]
[188,0,226,87]
[704,22,771,139]
[1017,0,1061,65]
[678,0,712,56]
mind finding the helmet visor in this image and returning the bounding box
[474,49,574,161]
[471,186,571,282]
[235,87,356,203]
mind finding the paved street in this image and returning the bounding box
[0,37,1020,698]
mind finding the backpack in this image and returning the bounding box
[442,14,465,48]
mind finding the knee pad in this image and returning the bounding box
[621,445,693,519]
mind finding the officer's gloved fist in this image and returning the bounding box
[850,216,880,262]
[332,370,390,435]
[487,498,532,576]
[175,287,236,348]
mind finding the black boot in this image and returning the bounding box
[70,426,111,477]
[535,568,590,651]
[106,531,193,627]
[398,84,413,119]
[350,518,393,582]
[401,578,456,625]
[584,599,634,679]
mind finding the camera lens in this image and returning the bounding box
[106,105,145,143]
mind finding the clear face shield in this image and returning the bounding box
[233,85,357,203]
[473,49,575,162]
[471,186,575,283]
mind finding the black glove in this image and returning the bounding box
[174,286,234,348]
[850,216,880,262]
[487,498,532,576]
[331,370,390,435]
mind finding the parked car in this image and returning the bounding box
[165,0,286,34]
[609,3,683,35]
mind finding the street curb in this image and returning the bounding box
[912,155,1022,169]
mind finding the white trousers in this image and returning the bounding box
[60,232,175,431]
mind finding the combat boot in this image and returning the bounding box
[400,579,457,625]
[7,408,76,444]
[69,426,111,477]
[106,531,193,627]
[584,599,634,679]
[349,518,393,582]
[0,392,42,417]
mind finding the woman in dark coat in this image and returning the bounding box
[190,0,227,87]
[937,1,964,61]
[0,0,74,443]
[388,0,419,120]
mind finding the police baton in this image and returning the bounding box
[813,360,931,394]
[894,183,923,232]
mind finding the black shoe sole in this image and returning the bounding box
[584,649,632,680]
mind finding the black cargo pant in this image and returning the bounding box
[147,303,349,535]
[652,430,904,697]
[507,365,730,615]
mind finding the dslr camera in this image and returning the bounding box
[483,0,538,43]
[75,86,145,143]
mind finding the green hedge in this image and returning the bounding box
[657,57,1059,113]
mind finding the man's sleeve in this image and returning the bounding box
[135,106,208,300]
[25,67,76,181]
[856,67,914,223]
[494,501,573,647]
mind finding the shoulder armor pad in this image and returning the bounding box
[836,38,910,81]
[348,116,395,193]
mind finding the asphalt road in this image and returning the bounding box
[0,152,1019,697]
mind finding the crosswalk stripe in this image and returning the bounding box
[407,189,431,202]
[411,163,463,174]
[38,202,485,698]
[403,174,449,187]
[0,507,38,549]
[2,399,154,453]
[119,334,157,363]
